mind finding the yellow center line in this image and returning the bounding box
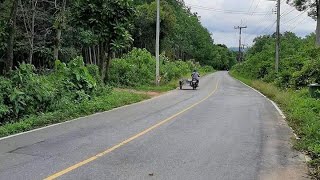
[44,80,220,180]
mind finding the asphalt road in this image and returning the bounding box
[0,71,309,180]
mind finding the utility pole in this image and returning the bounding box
[241,44,248,58]
[275,0,280,73]
[234,26,247,62]
[155,0,160,86]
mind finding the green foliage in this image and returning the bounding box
[133,1,176,54]
[132,0,235,70]
[109,48,212,87]
[0,90,149,137]
[232,32,320,89]
[0,20,7,52]
[72,0,135,50]
[0,57,103,124]
[109,48,155,86]
[292,59,320,87]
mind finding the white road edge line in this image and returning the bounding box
[232,77,308,141]
[236,79,286,119]
[234,77,316,163]
[0,90,175,142]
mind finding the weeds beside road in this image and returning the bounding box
[0,90,149,138]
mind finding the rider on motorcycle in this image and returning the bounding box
[191,69,200,85]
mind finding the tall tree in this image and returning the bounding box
[133,1,176,55]
[53,0,67,60]
[287,0,320,45]
[5,0,18,72]
[72,0,135,81]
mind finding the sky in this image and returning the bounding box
[183,0,316,47]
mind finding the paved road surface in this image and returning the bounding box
[0,72,308,180]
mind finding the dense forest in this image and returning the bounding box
[0,0,236,77]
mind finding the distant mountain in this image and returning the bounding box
[229,47,239,52]
[229,47,248,52]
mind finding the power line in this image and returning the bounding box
[247,0,256,13]
[288,16,309,31]
[282,8,309,24]
[251,11,274,35]
[280,8,296,17]
[244,0,262,28]
[186,4,270,15]
[249,0,277,36]
[260,20,277,34]
[251,0,262,15]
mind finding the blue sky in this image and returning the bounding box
[184,0,316,47]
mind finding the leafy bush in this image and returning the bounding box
[292,60,320,88]
[109,48,155,87]
[109,48,210,87]
[0,57,103,124]
[54,57,97,95]
[233,33,320,90]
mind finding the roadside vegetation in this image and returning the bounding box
[0,0,235,137]
[0,48,213,138]
[231,32,320,178]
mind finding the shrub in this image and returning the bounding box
[109,48,207,87]
[54,57,97,96]
[292,60,320,88]
[109,48,155,87]
[0,57,103,124]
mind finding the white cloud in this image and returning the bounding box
[184,0,316,47]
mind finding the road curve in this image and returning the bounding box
[0,71,308,180]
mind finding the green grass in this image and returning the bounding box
[134,82,177,92]
[135,70,216,92]
[0,91,150,138]
[230,71,320,178]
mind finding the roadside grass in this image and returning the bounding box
[0,90,150,138]
[230,71,320,178]
[135,70,216,92]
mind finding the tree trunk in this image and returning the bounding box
[97,44,100,66]
[5,0,18,72]
[53,0,67,60]
[83,48,87,63]
[29,0,37,64]
[89,46,92,64]
[53,29,62,60]
[100,43,107,82]
[316,0,320,46]
[105,51,112,82]
[93,45,97,65]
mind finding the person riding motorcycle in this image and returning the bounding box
[191,69,200,85]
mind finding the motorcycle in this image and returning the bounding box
[190,78,199,90]
[179,78,199,90]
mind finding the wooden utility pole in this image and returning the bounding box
[275,0,280,73]
[241,44,248,58]
[234,26,247,62]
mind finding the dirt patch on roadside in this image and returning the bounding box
[115,88,163,98]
